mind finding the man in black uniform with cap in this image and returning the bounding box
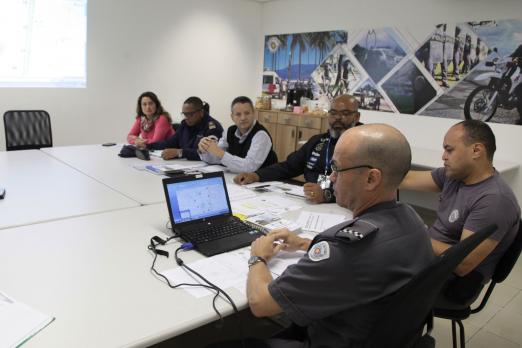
[233,94,361,204]
[245,124,434,348]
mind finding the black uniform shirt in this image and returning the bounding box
[255,132,334,183]
[148,113,223,160]
[267,201,434,348]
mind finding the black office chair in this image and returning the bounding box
[433,221,522,348]
[172,122,181,131]
[364,224,498,348]
[3,110,53,151]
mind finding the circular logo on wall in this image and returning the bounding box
[449,209,460,223]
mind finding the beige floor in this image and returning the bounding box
[430,258,522,348]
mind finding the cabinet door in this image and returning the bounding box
[258,120,278,148]
[275,124,297,161]
[297,127,320,150]
[257,111,279,149]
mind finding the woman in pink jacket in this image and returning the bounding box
[127,91,175,149]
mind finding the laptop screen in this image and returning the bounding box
[165,175,231,224]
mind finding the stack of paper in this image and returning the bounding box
[0,291,55,348]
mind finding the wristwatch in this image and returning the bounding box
[323,188,333,202]
[248,255,267,268]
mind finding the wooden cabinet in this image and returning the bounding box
[275,124,297,161]
[256,110,327,162]
[257,110,278,140]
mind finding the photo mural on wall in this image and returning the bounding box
[263,18,522,125]
[263,30,348,103]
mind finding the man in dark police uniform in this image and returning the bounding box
[234,94,362,204]
[243,124,434,348]
[148,96,223,160]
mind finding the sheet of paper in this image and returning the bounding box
[0,291,55,348]
[295,211,347,233]
[149,150,162,158]
[231,196,301,217]
[164,161,207,170]
[226,184,258,201]
[161,257,245,298]
[199,165,226,173]
[268,250,306,276]
[160,247,304,298]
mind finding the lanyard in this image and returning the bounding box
[324,137,331,176]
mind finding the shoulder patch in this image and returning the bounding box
[308,241,330,262]
[208,121,216,129]
[334,219,379,243]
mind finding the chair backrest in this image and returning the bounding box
[3,110,53,151]
[492,220,522,283]
[364,224,497,348]
[172,123,181,131]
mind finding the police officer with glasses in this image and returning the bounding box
[234,94,361,204]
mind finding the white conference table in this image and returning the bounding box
[0,150,139,230]
[0,191,348,348]
[41,144,180,205]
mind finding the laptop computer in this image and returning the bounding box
[162,172,265,256]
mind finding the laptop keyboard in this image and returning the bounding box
[184,220,254,244]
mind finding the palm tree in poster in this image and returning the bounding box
[275,35,287,72]
[289,33,308,81]
[309,32,334,65]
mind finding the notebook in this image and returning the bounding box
[162,172,265,256]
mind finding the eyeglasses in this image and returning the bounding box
[180,109,202,118]
[328,109,358,118]
[330,161,375,174]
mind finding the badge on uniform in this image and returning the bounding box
[208,121,216,130]
[308,241,330,262]
[317,174,331,190]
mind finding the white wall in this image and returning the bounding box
[0,0,262,150]
[261,0,522,208]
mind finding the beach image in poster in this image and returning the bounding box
[263,31,348,105]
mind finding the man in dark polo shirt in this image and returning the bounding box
[233,94,362,204]
[401,120,520,303]
[242,124,433,348]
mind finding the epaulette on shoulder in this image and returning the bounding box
[334,219,379,243]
